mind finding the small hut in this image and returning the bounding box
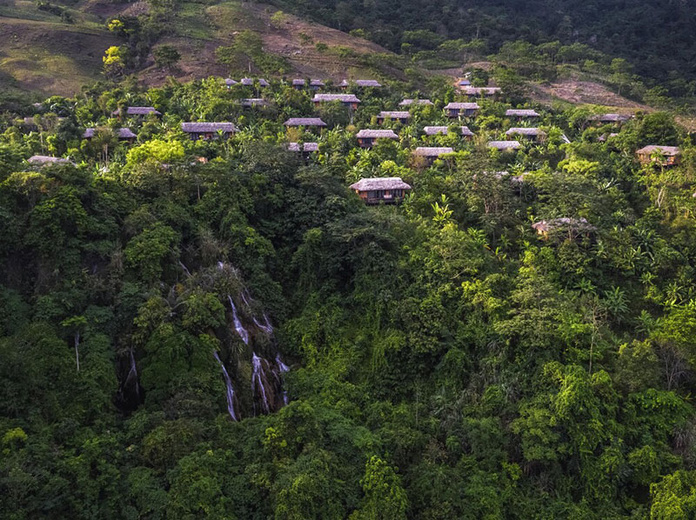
[350,177,411,204]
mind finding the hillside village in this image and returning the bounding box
[9,74,687,221]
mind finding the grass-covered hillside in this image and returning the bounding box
[2,72,696,518]
[0,0,399,98]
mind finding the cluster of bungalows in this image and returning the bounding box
[25,78,688,210]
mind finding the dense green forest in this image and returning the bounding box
[2,74,696,518]
[269,0,696,92]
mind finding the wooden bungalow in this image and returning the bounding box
[636,145,681,167]
[112,106,161,118]
[284,117,327,130]
[444,102,479,118]
[488,140,521,151]
[356,129,398,148]
[463,86,502,97]
[506,109,540,119]
[312,94,361,110]
[458,79,471,87]
[83,127,137,143]
[399,99,434,107]
[505,127,546,142]
[291,79,306,89]
[423,126,474,139]
[377,111,410,125]
[412,147,454,165]
[350,177,411,204]
[287,142,319,160]
[225,78,238,87]
[181,122,238,140]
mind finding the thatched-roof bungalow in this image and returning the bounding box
[350,177,411,204]
[83,127,137,142]
[413,147,454,164]
[505,127,546,142]
[377,111,410,125]
[424,126,474,138]
[463,86,502,97]
[312,94,361,109]
[636,145,681,166]
[444,102,479,118]
[488,140,521,151]
[112,106,161,117]
[284,117,327,129]
[340,79,382,88]
[356,129,398,148]
[506,109,540,119]
[399,99,434,107]
[181,122,237,140]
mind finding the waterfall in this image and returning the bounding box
[228,296,250,344]
[253,313,274,335]
[217,261,225,270]
[213,351,238,421]
[179,261,192,277]
[252,353,271,414]
[126,350,141,399]
[241,289,251,308]
[276,354,290,405]
[276,354,289,373]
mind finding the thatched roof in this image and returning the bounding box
[239,98,268,107]
[284,117,327,127]
[444,102,480,110]
[287,142,319,152]
[83,127,137,139]
[310,79,325,87]
[356,129,398,139]
[413,147,454,157]
[458,79,471,86]
[532,218,595,233]
[379,111,410,119]
[463,87,502,95]
[240,78,270,86]
[590,113,633,123]
[313,94,361,103]
[399,99,434,106]
[506,109,540,117]
[225,78,238,86]
[505,127,546,137]
[488,140,521,150]
[292,79,306,86]
[28,155,73,165]
[340,79,382,87]
[424,126,474,136]
[636,145,680,156]
[181,122,238,133]
[112,106,161,116]
[350,177,411,191]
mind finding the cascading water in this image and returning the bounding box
[228,296,250,344]
[253,313,274,335]
[126,350,141,399]
[241,289,251,308]
[252,353,271,413]
[276,354,290,405]
[213,351,238,421]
